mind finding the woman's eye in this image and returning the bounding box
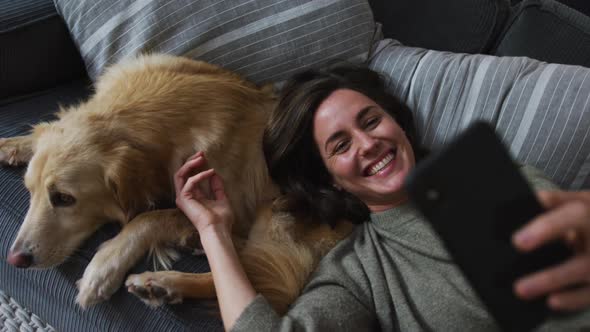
[333,140,350,154]
[50,192,76,207]
[365,117,380,129]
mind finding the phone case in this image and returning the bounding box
[404,122,571,331]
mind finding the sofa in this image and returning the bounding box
[1,0,589,330]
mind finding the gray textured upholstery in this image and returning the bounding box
[493,0,590,67]
[368,0,510,54]
[0,0,87,99]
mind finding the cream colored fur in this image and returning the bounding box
[0,54,352,313]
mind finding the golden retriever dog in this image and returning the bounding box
[0,54,352,314]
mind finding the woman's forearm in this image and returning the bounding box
[200,225,257,331]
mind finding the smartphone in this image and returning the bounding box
[404,122,571,331]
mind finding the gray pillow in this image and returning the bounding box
[369,39,590,190]
[54,0,377,82]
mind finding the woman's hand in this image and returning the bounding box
[174,151,234,235]
[512,190,590,311]
[175,152,257,330]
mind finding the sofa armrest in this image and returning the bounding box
[0,0,87,99]
[491,0,590,67]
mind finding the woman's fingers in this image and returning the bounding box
[537,190,590,209]
[512,190,590,310]
[182,168,216,200]
[174,154,208,195]
[513,199,589,252]
[548,285,590,311]
[515,255,590,300]
[187,151,204,162]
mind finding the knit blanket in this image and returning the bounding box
[0,289,55,332]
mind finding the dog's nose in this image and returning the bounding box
[7,250,33,268]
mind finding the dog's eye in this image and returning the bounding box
[50,192,76,207]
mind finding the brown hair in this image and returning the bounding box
[263,64,425,226]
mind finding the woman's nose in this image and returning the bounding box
[357,132,378,156]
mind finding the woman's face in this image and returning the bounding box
[313,89,416,212]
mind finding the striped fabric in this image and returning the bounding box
[369,39,590,190]
[54,0,376,82]
[0,0,56,33]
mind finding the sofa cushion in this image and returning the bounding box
[493,0,590,67]
[0,0,87,99]
[369,39,590,190]
[54,0,377,82]
[367,0,510,54]
[0,82,223,331]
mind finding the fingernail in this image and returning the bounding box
[515,279,534,297]
[548,296,561,309]
[514,231,533,248]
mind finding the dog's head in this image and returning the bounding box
[7,112,164,269]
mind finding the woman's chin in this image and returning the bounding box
[378,167,410,195]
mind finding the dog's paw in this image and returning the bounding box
[125,272,183,308]
[76,241,128,308]
[76,266,126,308]
[75,276,114,309]
[0,137,32,166]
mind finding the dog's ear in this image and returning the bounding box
[104,145,152,223]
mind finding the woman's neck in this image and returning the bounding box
[367,195,409,213]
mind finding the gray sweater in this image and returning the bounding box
[232,167,590,331]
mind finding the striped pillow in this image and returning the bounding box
[54,0,377,83]
[369,39,590,190]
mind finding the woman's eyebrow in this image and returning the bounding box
[355,106,375,123]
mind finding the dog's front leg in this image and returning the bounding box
[0,135,34,166]
[126,270,216,307]
[76,208,194,308]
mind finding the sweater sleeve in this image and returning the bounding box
[231,284,376,332]
[519,165,560,191]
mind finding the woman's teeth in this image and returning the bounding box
[368,152,395,176]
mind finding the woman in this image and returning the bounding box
[174,65,590,331]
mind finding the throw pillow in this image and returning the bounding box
[54,0,377,82]
[369,39,590,190]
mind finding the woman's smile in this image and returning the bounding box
[364,149,396,177]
